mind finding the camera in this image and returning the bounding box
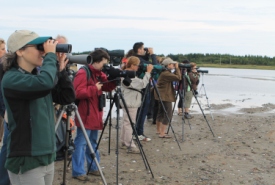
[37,44,72,53]
[102,65,136,79]
[95,47,124,66]
[137,64,165,79]
[138,64,165,74]
[178,63,191,68]
[197,69,209,73]
[67,54,91,65]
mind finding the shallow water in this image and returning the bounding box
[103,68,275,118]
[185,68,275,114]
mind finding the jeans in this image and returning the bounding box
[136,87,150,135]
[72,127,100,177]
[0,121,10,185]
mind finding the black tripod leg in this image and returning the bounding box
[185,76,215,137]
[191,89,215,137]
[118,90,154,179]
[61,111,71,185]
[151,79,182,150]
[86,98,116,175]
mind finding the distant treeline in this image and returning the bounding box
[72,51,275,66]
[166,53,275,66]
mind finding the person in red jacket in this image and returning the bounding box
[72,49,116,181]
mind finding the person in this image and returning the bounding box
[0,38,6,142]
[148,56,165,125]
[120,49,134,69]
[55,34,68,44]
[1,30,75,185]
[120,56,153,153]
[177,59,190,116]
[183,62,200,119]
[72,49,117,181]
[132,42,158,141]
[0,38,10,185]
[155,57,181,138]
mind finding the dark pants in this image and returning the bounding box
[136,87,150,136]
[0,121,11,185]
[146,88,155,119]
[152,100,159,124]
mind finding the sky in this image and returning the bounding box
[1,0,275,57]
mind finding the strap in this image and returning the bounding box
[128,87,143,95]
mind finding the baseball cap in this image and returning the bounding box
[162,57,177,66]
[7,30,52,53]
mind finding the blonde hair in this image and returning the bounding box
[0,38,5,45]
[156,56,165,64]
[2,52,17,71]
[190,62,196,68]
[124,56,140,69]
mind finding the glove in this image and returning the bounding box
[194,90,198,97]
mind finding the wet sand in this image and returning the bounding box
[53,103,275,185]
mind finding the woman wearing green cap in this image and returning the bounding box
[1,30,75,185]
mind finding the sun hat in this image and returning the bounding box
[162,57,177,66]
[7,30,51,53]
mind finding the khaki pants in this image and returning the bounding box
[8,162,54,185]
[120,108,138,148]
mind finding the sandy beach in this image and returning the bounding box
[53,102,275,185]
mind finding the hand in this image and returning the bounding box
[148,48,154,55]
[57,53,69,71]
[43,39,57,54]
[194,90,198,96]
[96,82,103,90]
[146,64,153,73]
[175,62,179,69]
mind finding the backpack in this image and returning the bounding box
[74,65,92,106]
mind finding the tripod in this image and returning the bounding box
[165,68,192,141]
[55,104,107,185]
[147,76,182,150]
[191,72,214,120]
[88,78,154,185]
[167,70,215,139]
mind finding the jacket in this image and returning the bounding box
[154,68,181,102]
[73,65,116,130]
[2,53,75,157]
[120,72,150,108]
[185,71,200,91]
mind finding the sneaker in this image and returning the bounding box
[88,170,101,176]
[127,147,140,154]
[138,135,151,141]
[147,118,153,122]
[120,143,127,150]
[184,113,193,119]
[73,175,90,181]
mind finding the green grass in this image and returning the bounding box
[197,63,275,70]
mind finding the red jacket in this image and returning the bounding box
[73,65,116,130]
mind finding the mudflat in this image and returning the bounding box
[53,103,275,185]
